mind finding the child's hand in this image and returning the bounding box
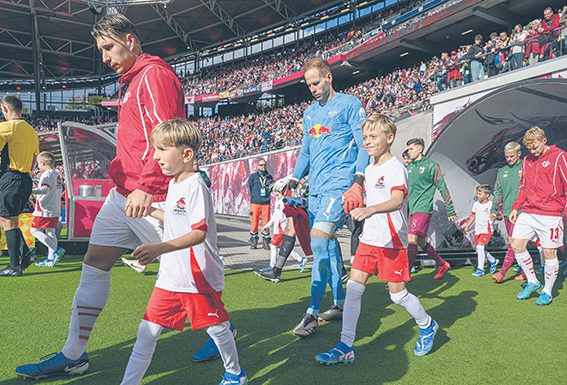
[350,206,374,222]
[132,243,163,265]
[463,227,469,233]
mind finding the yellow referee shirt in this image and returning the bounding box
[0,119,39,173]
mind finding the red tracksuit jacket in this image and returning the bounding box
[110,53,185,202]
[513,145,567,217]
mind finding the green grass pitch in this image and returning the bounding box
[0,254,565,384]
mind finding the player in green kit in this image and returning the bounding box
[406,138,457,279]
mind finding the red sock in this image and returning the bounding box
[408,244,418,269]
[500,246,515,276]
[423,243,446,266]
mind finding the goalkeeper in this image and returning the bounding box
[284,58,369,338]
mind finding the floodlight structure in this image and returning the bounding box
[82,0,172,6]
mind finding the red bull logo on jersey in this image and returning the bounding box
[173,197,187,215]
[308,124,332,138]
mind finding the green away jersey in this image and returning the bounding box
[491,161,522,218]
[407,156,456,216]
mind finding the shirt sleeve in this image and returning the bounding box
[187,183,209,233]
[0,122,13,152]
[346,97,370,176]
[291,114,311,181]
[390,164,408,199]
[32,172,51,195]
[430,161,456,216]
[136,67,185,195]
[512,159,527,212]
[491,170,503,214]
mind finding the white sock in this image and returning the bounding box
[120,320,163,385]
[390,289,431,329]
[30,227,58,256]
[207,321,240,375]
[516,250,537,284]
[485,250,495,263]
[538,247,545,268]
[62,264,111,360]
[476,245,486,269]
[340,280,365,347]
[270,245,277,267]
[543,258,559,296]
[290,250,302,263]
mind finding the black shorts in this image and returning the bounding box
[0,171,32,217]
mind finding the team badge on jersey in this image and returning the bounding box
[173,197,187,215]
[542,161,550,167]
[419,167,425,173]
[308,124,332,138]
[375,176,385,189]
[122,91,131,104]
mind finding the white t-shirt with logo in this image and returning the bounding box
[359,157,409,249]
[472,200,493,235]
[155,173,224,294]
[33,169,63,218]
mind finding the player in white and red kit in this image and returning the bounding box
[120,119,246,385]
[315,114,438,365]
[464,185,498,276]
[31,152,65,267]
[511,127,567,306]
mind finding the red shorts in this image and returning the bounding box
[408,213,432,238]
[352,242,411,283]
[475,233,492,246]
[143,287,230,331]
[271,233,284,247]
[31,216,59,229]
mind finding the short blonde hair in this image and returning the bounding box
[523,126,545,147]
[361,113,397,138]
[150,119,202,154]
[37,151,55,167]
[504,141,521,152]
[477,184,492,194]
[303,58,332,77]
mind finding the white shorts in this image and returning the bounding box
[512,212,564,249]
[90,188,164,250]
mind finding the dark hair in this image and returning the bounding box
[1,95,23,112]
[406,138,425,148]
[402,149,409,158]
[477,184,492,194]
[91,14,140,43]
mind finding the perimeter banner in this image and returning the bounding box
[202,149,300,216]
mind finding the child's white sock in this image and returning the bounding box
[120,320,163,385]
[62,264,111,360]
[340,280,365,347]
[30,227,57,256]
[476,245,486,269]
[270,244,277,267]
[290,250,302,263]
[206,321,240,375]
[390,289,431,329]
[543,258,559,296]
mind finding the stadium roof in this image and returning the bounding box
[0,0,346,85]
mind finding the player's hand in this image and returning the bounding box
[509,210,518,224]
[126,189,154,218]
[489,213,497,221]
[448,215,458,222]
[463,227,469,233]
[287,178,299,193]
[350,206,373,222]
[343,180,364,214]
[132,243,163,265]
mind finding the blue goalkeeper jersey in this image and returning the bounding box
[292,93,369,196]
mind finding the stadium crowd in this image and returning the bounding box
[24,115,117,132]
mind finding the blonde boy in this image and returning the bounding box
[464,184,498,276]
[510,127,567,306]
[31,152,65,267]
[315,114,438,365]
[120,119,247,385]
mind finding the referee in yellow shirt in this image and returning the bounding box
[0,95,39,277]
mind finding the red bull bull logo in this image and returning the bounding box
[308,124,332,138]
